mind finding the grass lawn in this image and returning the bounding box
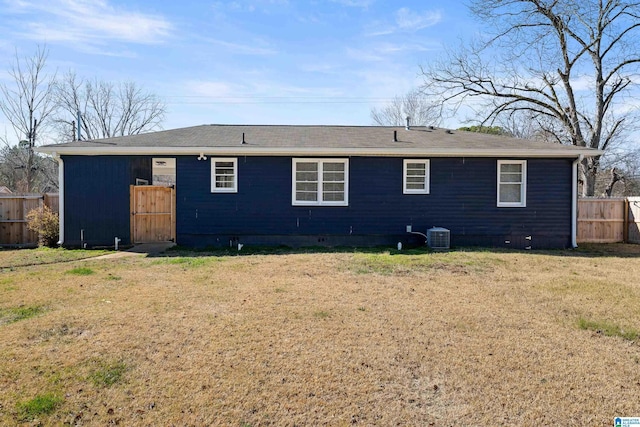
[1,245,640,425]
[0,247,112,269]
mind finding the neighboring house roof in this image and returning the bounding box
[37,124,602,158]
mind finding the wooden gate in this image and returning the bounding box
[130,185,176,243]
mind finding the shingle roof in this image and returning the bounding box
[37,124,601,157]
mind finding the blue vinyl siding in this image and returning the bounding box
[63,155,151,247]
[177,156,573,249]
[61,154,572,248]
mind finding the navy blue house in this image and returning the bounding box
[38,125,600,249]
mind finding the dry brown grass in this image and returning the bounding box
[1,246,640,426]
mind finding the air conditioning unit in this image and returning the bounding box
[427,227,450,250]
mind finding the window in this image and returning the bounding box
[403,159,430,194]
[152,157,176,186]
[292,159,348,206]
[211,158,237,193]
[497,160,526,207]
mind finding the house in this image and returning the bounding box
[37,124,601,249]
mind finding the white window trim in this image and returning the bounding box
[292,158,349,206]
[497,160,527,207]
[403,159,430,194]
[211,157,238,193]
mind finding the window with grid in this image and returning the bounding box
[497,160,526,207]
[211,158,237,193]
[403,159,430,194]
[292,159,348,206]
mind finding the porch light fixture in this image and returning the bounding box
[198,153,207,161]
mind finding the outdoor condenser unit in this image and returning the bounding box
[427,227,450,249]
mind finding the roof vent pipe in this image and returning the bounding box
[405,116,410,130]
[241,132,246,144]
[393,130,397,142]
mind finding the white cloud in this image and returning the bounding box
[213,0,289,14]
[180,77,345,103]
[298,62,340,74]
[612,101,640,117]
[205,38,278,56]
[363,28,395,37]
[375,42,435,54]
[345,41,439,63]
[570,75,594,92]
[345,47,385,62]
[329,0,374,8]
[364,7,443,37]
[7,0,172,49]
[395,7,442,31]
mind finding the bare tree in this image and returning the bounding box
[54,72,166,140]
[0,46,57,193]
[602,168,625,196]
[595,143,640,196]
[371,88,441,127]
[0,144,58,192]
[421,0,640,196]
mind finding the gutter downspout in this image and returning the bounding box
[54,153,64,246]
[571,155,583,248]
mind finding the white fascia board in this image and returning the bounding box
[36,145,603,158]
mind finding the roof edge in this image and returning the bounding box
[37,145,603,158]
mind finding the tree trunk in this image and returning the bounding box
[581,159,598,197]
[603,168,624,197]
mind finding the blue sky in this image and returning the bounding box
[0,0,479,131]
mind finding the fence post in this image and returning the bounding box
[624,198,629,243]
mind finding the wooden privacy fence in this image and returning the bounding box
[577,197,640,244]
[628,197,640,244]
[0,193,58,247]
[44,193,59,214]
[0,194,59,247]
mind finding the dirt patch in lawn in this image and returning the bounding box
[1,247,639,425]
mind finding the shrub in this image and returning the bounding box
[26,205,59,247]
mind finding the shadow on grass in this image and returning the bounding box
[154,244,420,258]
[146,243,640,259]
[0,247,113,269]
